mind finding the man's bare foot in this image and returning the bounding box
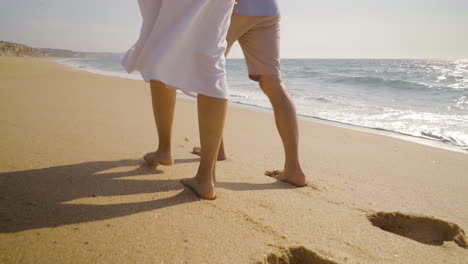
[180,177,216,200]
[192,146,226,161]
[265,169,307,187]
[143,151,174,166]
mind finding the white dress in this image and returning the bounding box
[122,0,234,99]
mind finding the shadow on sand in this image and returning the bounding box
[0,159,296,233]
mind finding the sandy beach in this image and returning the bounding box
[1,57,467,263]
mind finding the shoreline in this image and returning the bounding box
[227,100,468,154]
[51,58,468,154]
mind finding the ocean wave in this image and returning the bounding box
[448,82,468,89]
[420,131,455,143]
[295,106,468,151]
[230,94,249,99]
[330,76,435,90]
[229,97,468,151]
[53,58,468,152]
[52,59,142,81]
[303,96,332,103]
[283,69,324,79]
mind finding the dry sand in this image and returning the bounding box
[1,57,467,264]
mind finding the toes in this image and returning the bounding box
[265,170,282,177]
[192,146,202,155]
[143,152,158,165]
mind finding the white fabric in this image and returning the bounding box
[122,0,234,99]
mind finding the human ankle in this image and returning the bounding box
[195,171,215,184]
[284,162,303,174]
[156,146,172,155]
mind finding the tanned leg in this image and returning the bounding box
[190,29,237,162]
[258,75,306,187]
[181,94,227,199]
[144,80,176,166]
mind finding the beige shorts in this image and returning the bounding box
[226,15,281,81]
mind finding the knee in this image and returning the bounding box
[259,75,282,86]
[258,75,288,99]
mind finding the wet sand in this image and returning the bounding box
[1,57,467,263]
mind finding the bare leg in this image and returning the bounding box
[218,140,226,160]
[181,94,227,200]
[144,80,176,166]
[190,35,235,162]
[258,75,306,187]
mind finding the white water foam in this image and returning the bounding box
[51,58,468,153]
[53,59,143,81]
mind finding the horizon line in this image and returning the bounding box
[2,41,466,61]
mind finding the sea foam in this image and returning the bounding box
[52,58,468,152]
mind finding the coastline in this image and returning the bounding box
[1,57,467,264]
[229,101,468,154]
[52,58,468,154]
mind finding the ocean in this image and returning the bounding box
[55,58,468,152]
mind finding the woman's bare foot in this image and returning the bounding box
[143,151,174,166]
[180,177,216,200]
[192,146,226,161]
[265,169,307,187]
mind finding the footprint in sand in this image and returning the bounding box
[259,246,339,264]
[368,212,467,249]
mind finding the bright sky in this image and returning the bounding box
[1,0,467,59]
